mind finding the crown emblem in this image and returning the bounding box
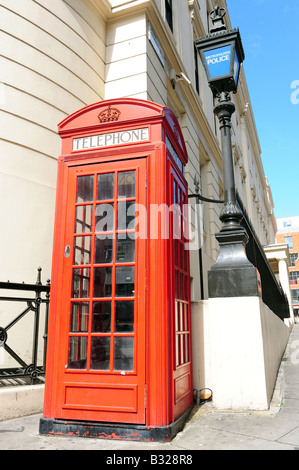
[98,106,121,123]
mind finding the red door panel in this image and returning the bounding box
[171,169,193,420]
[53,158,147,424]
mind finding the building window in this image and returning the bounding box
[165,0,173,31]
[285,236,293,249]
[290,253,298,267]
[290,271,299,285]
[194,45,200,94]
[291,289,299,304]
[283,220,291,227]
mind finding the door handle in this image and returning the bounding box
[64,245,71,258]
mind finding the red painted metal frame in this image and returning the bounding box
[42,98,193,438]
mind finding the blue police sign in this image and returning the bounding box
[204,46,232,79]
[195,29,244,96]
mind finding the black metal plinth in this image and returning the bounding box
[208,265,261,298]
[39,406,193,443]
[208,226,262,298]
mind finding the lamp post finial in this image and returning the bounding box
[209,4,227,33]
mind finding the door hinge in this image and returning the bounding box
[144,385,147,408]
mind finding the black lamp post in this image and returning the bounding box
[194,4,261,298]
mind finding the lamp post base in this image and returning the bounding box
[208,226,262,298]
[208,265,261,298]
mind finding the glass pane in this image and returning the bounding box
[114,337,134,371]
[180,301,184,331]
[184,242,188,271]
[204,45,232,79]
[75,205,93,233]
[234,49,240,84]
[95,203,114,232]
[285,236,293,249]
[180,273,184,300]
[184,276,188,300]
[97,173,114,200]
[72,268,90,298]
[115,301,134,332]
[68,336,88,369]
[175,301,179,332]
[118,171,135,198]
[90,337,110,370]
[185,334,189,363]
[116,234,135,263]
[176,335,180,367]
[184,303,188,331]
[76,175,94,202]
[74,236,91,265]
[93,267,112,297]
[177,242,181,267]
[115,266,135,297]
[118,201,135,230]
[95,235,113,264]
[180,335,184,364]
[92,301,111,333]
[173,205,181,240]
[70,302,89,332]
[175,270,178,298]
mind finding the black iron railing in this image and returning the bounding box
[0,268,50,386]
[237,194,290,321]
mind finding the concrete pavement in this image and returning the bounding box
[1,324,299,451]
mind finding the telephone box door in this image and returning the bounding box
[171,168,193,421]
[53,157,147,424]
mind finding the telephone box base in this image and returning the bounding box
[39,407,193,443]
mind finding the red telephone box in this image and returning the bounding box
[40,98,193,441]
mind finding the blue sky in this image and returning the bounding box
[226,0,299,219]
